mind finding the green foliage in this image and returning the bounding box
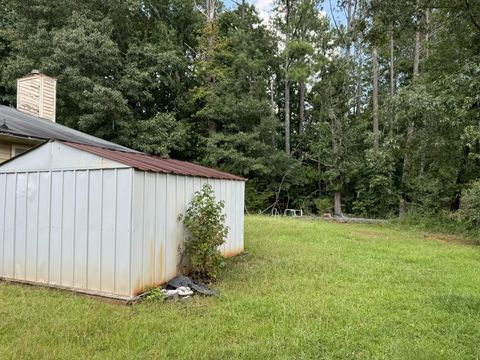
[455,180,480,230]
[245,181,275,213]
[351,149,398,218]
[0,0,479,228]
[313,197,332,215]
[125,113,187,157]
[143,285,165,302]
[178,184,229,282]
[0,0,198,146]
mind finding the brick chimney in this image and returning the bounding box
[17,70,57,122]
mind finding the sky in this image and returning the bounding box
[222,0,347,26]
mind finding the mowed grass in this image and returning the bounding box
[1,216,480,359]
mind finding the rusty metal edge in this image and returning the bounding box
[62,141,246,181]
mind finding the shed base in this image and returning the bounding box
[0,277,141,304]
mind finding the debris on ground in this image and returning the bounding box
[161,275,219,300]
[161,286,193,300]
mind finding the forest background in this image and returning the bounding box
[1,0,479,230]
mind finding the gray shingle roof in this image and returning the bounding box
[0,105,136,152]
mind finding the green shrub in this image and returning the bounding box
[143,285,164,302]
[455,180,480,229]
[314,197,333,215]
[178,184,229,282]
[396,209,479,244]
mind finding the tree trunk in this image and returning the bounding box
[206,0,215,22]
[399,198,406,220]
[334,192,342,217]
[333,0,353,218]
[298,79,305,158]
[389,30,395,136]
[204,0,216,134]
[425,8,430,58]
[372,46,379,151]
[413,27,421,78]
[419,8,431,175]
[284,77,290,154]
[270,77,275,111]
[389,32,395,99]
[355,38,362,118]
[399,10,422,217]
[355,69,362,117]
[345,0,352,61]
[450,145,470,211]
[284,0,291,155]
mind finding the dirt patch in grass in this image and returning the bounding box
[422,233,477,246]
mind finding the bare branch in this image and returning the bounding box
[465,0,480,33]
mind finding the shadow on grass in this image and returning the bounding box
[432,293,480,314]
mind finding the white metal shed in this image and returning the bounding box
[0,140,245,300]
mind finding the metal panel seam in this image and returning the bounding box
[153,173,157,285]
[24,172,28,280]
[47,171,52,283]
[35,172,40,282]
[85,170,90,289]
[60,171,64,285]
[1,174,6,276]
[72,171,77,287]
[113,169,118,293]
[142,171,146,289]
[13,173,17,278]
[163,174,167,283]
[99,169,103,291]
[175,176,178,275]
[128,168,134,297]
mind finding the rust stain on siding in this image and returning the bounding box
[133,277,143,296]
[156,243,165,286]
[146,239,154,286]
[223,248,243,258]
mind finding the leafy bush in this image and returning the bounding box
[143,285,164,302]
[314,197,333,215]
[397,209,479,244]
[178,184,229,282]
[455,180,480,229]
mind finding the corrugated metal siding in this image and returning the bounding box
[0,168,133,298]
[0,165,244,300]
[129,171,244,294]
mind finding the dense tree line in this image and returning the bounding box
[0,0,479,223]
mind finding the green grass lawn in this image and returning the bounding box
[1,216,480,359]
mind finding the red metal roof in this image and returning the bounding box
[63,142,245,181]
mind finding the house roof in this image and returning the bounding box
[0,105,135,152]
[0,105,244,181]
[64,142,245,181]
